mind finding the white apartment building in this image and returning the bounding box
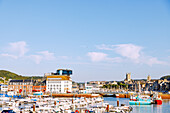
[46,69,72,93]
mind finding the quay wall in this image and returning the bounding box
[101,93,170,99]
[159,94,170,99]
[51,93,170,99]
[119,94,130,98]
[52,93,102,98]
[119,93,170,99]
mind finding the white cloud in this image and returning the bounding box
[0,41,29,59]
[97,44,142,60]
[108,57,123,63]
[38,51,55,60]
[1,41,56,64]
[58,56,69,60]
[29,55,43,64]
[87,52,108,62]
[87,52,122,63]
[0,53,18,59]
[96,44,114,50]
[29,51,56,64]
[95,44,166,66]
[147,57,166,66]
[139,56,166,66]
[7,41,29,57]
[113,44,142,60]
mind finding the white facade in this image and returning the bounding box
[84,83,101,93]
[1,85,8,92]
[85,85,93,93]
[7,91,17,96]
[46,78,72,93]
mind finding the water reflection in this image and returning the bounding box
[153,104,162,113]
[104,97,170,113]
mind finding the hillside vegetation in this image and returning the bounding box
[160,75,170,80]
[0,70,43,81]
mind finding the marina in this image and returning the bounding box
[0,95,133,113]
[0,69,169,113]
[104,97,170,113]
[0,91,170,113]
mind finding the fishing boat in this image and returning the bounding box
[33,91,43,96]
[154,97,162,104]
[152,93,162,105]
[130,95,137,101]
[129,95,151,105]
[115,93,119,98]
[129,100,151,105]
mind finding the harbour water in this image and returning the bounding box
[0,96,169,112]
[104,97,170,113]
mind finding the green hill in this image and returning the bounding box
[0,70,43,81]
[160,75,170,80]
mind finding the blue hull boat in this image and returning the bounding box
[129,95,152,105]
[129,101,151,105]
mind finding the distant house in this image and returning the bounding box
[8,80,34,95]
[0,84,8,93]
[32,80,46,92]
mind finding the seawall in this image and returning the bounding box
[52,93,102,98]
[101,93,170,99]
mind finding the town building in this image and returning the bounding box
[124,73,132,84]
[123,73,170,92]
[45,69,72,93]
[126,73,131,81]
[72,82,79,93]
[147,75,151,82]
[0,84,8,93]
[32,79,46,92]
[8,80,34,95]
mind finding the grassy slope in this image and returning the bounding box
[0,70,43,81]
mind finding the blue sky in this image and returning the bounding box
[0,0,170,81]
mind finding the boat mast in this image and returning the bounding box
[139,81,141,94]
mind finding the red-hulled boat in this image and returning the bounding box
[154,96,162,104]
[153,94,163,105]
[130,95,137,101]
[115,94,119,98]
